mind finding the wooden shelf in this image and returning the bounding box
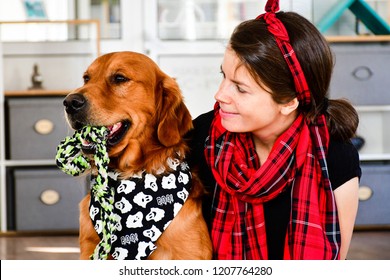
[0,20,101,55]
[4,90,70,96]
[326,35,390,43]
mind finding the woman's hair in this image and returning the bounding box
[229,11,358,141]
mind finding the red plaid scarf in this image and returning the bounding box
[204,0,340,260]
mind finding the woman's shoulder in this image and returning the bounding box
[186,110,214,165]
[187,110,216,198]
[327,138,362,190]
[193,110,214,131]
[189,110,214,144]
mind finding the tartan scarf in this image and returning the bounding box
[204,0,340,260]
[205,108,340,259]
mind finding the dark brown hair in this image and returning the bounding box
[229,11,358,141]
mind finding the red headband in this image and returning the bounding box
[256,0,311,106]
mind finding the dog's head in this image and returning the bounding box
[63,51,193,174]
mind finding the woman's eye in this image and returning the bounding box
[236,85,246,93]
[113,74,129,84]
[219,69,225,79]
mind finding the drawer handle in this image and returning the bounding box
[352,66,373,81]
[40,189,60,205]
[34,119,54,135]
[358,185,373,201]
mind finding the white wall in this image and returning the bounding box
[3,52,94,91]
[1,0,388,104]
[0,0,144,92]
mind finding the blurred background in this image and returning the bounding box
[0,0,389,259]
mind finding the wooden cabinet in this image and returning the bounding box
[329,37,390,228]
[6,96,70,160]
[0,19,100,232]
[1,92,88,232]
[9,168,87,231]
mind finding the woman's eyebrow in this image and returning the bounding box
[231,73,250,88]
[221,64,250,87]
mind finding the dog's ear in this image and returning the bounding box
[156,75,193,147]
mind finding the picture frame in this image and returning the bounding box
[23,0,47,20]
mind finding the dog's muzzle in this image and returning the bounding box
[63,93,86,114]
[63,93,88,129]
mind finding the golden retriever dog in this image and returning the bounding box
[62,51,212,260]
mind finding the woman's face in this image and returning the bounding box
[215,48,287,139]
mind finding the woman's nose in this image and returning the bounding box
[214,81,229,103]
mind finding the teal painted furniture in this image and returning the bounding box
[316,0,390,35]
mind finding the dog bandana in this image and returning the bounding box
[90,160,192,260]
[56,126,192,260]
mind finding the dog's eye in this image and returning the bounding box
[83,75,90,83]
[112,74,129,84]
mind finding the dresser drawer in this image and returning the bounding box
[10,168,87,231]
[355,164,390,227]
[330,43,390,105]
[6,97,70,160]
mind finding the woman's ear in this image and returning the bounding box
[280,97,299,116]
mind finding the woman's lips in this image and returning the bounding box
[219,108,238,118]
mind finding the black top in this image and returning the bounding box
[187,110,362,260]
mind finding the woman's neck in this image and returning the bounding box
[252,113,298,165]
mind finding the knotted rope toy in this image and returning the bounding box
[55,125,118,260]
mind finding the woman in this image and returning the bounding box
[188,0,360,260]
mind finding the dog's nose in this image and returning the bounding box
[63,93,86,114]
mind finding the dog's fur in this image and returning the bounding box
[63,51,212,260]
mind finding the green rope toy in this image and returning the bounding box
[55,125,118,260]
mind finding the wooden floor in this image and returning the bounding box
[0,230,389,260]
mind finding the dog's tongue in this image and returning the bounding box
[79,125,111,149]
[107,122,122,138]
[81,137,91,147]
[80,122,122,147]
